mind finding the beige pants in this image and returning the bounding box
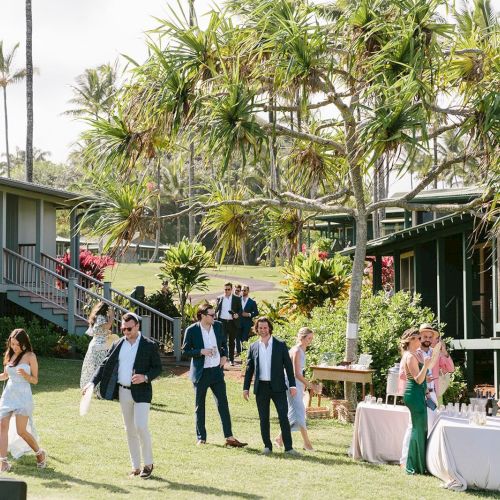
[119,386,153,469]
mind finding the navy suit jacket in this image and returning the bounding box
[182,320,227,383]
[240,297,259,332]
[92,335,162,403]
[243,336,295,394]
[215,294,242,323]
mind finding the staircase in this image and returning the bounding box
[2,248,182,359]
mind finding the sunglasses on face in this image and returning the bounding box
[204,313,215,317]
[224,288,231,291]
[121,326,135,332]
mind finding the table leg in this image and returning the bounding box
[370,383,374,396]
[362,384,365,400]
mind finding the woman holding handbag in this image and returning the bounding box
[0,328,46,472]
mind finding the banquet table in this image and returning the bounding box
[351,402,410,464]
[426,414,500,491]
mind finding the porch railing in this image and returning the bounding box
[40,252,181,355]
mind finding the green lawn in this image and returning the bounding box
[104,263,284,303]
[8,358,497,499]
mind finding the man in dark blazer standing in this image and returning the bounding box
[84,312,162,479]
[215,282,242,366]
[243,317,299,455]
[182,302,247,447]
[240,284,259,343]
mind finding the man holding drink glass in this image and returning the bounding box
[182,302,247,448]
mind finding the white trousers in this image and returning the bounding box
[119,386,153,469]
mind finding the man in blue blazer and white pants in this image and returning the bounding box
[182,302,247,448]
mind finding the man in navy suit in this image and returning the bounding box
[239,284,259,344]
[182,302,247,448]
[85,312,162,479]
[243,317,299,455]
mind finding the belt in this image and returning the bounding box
[259,380,270,383]
[428,388,434,392]
[220,319,232,322]
[118,384,131,390]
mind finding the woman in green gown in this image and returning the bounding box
[400,327,434,474]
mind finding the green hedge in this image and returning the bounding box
[0,316,90,360]
[274,291,437,398]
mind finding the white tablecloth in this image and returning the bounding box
[427,414,500,491]
[351,402,410,464]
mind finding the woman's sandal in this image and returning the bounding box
[35,448,47,469]
[0,456,11,473]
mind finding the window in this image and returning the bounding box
[400,251,415,293]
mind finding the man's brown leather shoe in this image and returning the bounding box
[128,469,141,478]
[225,437,248,448]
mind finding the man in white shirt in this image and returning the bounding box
[243,317,299,455]
[87,312,162,479]
[182,303,247,447]
[215,282,242,366]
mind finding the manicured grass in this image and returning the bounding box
[104,263,283,301]
[8,358,497,499]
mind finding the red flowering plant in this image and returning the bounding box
[56,249,115,289]
[364,256,394,286]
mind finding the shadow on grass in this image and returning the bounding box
[11,462,129,495]
[142,479,264,499]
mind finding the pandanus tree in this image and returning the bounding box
[78,0,499,400]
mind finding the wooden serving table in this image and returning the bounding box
[310,366,375,399]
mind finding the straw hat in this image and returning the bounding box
[419,323,438,335]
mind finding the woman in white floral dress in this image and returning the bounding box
[80,302,114,392]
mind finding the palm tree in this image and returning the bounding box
[0,41,27,178]
[25,0,34,182]
[65,62,119,120]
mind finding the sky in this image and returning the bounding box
[0,0,211,164]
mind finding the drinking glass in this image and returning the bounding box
[376,398,383,405]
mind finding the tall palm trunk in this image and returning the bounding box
[2,86,11,177]
[150,158,161,262]
[25,0,34,182]
[187,0,196,240]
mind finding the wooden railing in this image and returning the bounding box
[4,250,181,358]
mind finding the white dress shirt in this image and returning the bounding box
[118,333,141,386]
[241,297,248,310]
[219,295,233,320]
[258,336,273,381]
[200,323,220,368]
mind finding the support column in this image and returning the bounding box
[436,238,446,323]
[372,255,382,294]
[462,231,474,389]
[35,199,43,264]
[0,192,4,284]
[414,244,423,294]
[393,250,400,292]
[69,211,80,271]
[404,210,412,229]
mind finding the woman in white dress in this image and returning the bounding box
[80,301,114,392]
[0,328,46,472]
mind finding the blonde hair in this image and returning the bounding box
[297,327,313,340]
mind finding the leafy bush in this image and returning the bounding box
[143,289,180,318]
[274,291,438,398]
[57,249,115,288]
[443,367,469,404]
[280,253,352,317]
[0,316,90,361]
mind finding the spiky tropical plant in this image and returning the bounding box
[157,238,214,328]
[280,253,352,317]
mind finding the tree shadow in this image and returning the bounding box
[155,479,264,499]
[10,464,129,494]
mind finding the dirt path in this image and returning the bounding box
[190,273,278,302]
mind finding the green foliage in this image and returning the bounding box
[280,253,352,316]
[157,238,214,327]
[0,316,90,360]
[143,288,180,318]
[443,367,469,405]
[275,291,437,397]
[311,237,334,254]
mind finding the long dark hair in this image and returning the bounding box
[88,301,109,326]
[3,329,33,367]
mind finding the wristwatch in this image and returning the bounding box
[144,375,149,383]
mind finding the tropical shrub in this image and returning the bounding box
[442,367,469,405]
[311,237,334,256]
[157,238,214,328]
[275,291,438,398]
[143,288,180,318]
[280,253,352,317]
[57,249,115,288]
